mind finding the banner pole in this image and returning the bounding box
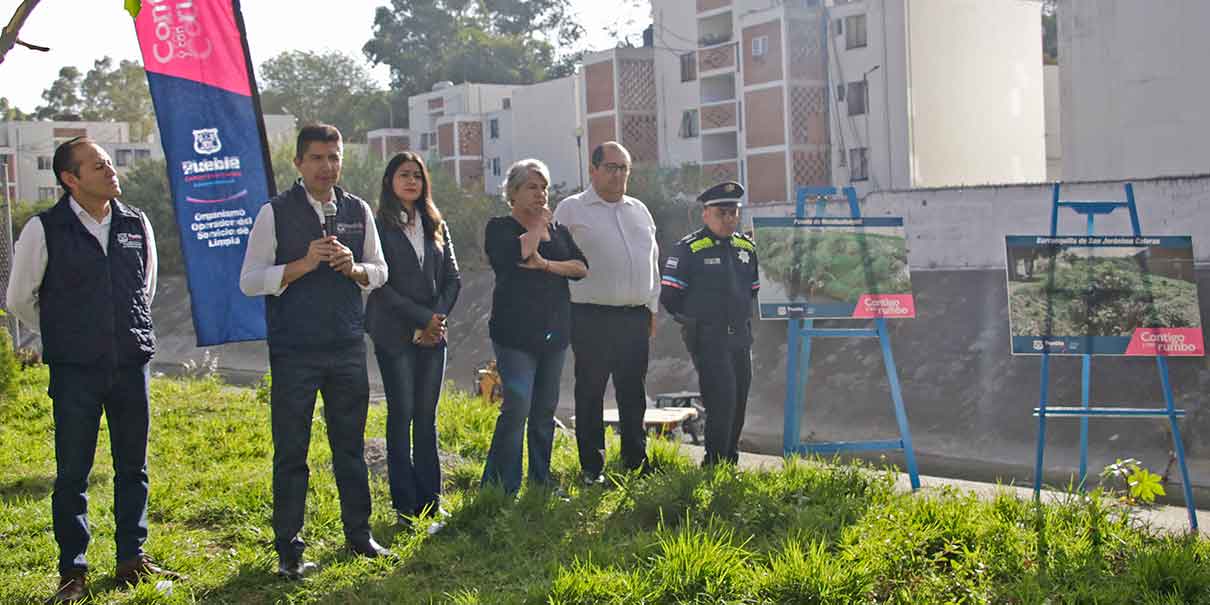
[231,0,276,197]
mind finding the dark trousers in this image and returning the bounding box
[269,343,372,560]
[481,342,566,494]
[692,345,752,465]
[374,343,446,517]
[571,304,650,476]
[49,362,151,574]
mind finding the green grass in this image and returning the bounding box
[1,366,1208,603]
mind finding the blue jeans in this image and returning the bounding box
[49,363,151,573]
[375,343,446,516]
[481,342,567,494]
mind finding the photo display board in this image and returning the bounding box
[1005,235,1204,356]
[754,216,915,320]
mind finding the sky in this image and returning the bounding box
[0,0,652,112]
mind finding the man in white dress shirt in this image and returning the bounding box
[553,141,660,483]
[239,124,390,578]
[7,137,180,603]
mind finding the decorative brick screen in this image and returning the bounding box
[458,121,483,156]
[618,59,656,112]
[621,114,658,163]
[700,103,737,130]
[697,43,736,73]
[789,86,829,145]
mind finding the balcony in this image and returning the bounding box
[697,42,737,74]
[702,131,738,162]
[700,73,736,105]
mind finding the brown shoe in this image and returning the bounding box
[45,570,86,604]
[115,554,183,588]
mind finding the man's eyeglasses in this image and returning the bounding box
[601,162,631,175]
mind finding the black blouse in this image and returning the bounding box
[484,216,587,353]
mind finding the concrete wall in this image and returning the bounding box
[511,76,583,192]
[1060,0,1210,181]
[905,0,1046,187]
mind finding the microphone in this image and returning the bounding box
[322,201,338,238]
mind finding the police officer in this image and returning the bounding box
[660,181,759,466]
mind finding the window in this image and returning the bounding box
[37,156,52,170]
[491,157,501,177]
[680,52,697,82]
[845,15,867,49]
[833,19,843,36]
[679,109,699,138]
[752,35,768,58]
[115,149,132,167]
[849,147,869,181]
[134,149,151,162]
[846,81,867,116]
[502,98,511,109]
[489,118,499,139]
[38,187,59,200]
[836,84,845,102]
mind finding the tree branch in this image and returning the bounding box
[15,38,49,52]
[0,0,43,65]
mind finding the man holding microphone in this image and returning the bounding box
[240,124,390,579]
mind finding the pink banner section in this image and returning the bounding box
[1124,327,1205,357]
[851,294,916,319]
[135,0,251,97]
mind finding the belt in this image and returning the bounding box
[572,303,648,313]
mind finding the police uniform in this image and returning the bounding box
[659,182,759,465]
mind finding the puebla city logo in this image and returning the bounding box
[192,128,222,155]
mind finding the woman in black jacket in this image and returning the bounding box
[366,151,460,525]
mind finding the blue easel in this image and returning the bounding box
[1032,182,1198,530]
[781,186,920,490]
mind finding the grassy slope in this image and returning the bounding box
[0,366,1208,604]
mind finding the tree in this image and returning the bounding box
[257,50,390,141]
[118,158,184,275]
[80,57,155,140]
[34,66,83,120]
[1042,0,1057,64]
[363,0,584,108]
[0,97,30,120]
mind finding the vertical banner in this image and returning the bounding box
[134,0,273,345]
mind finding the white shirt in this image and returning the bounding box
[5,196,158,332]
[553,185,660,312]
[239,188,387,297]
[402,214,425,267]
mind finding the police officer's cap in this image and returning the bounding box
[698,181,745,207]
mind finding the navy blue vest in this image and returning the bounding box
[38,195,155,367]
[265,183,367,353]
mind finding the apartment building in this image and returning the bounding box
[0,121,151,203]
[1059,0,1210,181]
[654,0,1046,203]
[0,114,297,205]
[482,75,583,194]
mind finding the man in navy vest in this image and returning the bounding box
[6,137,181,603]
[239,124,390,579]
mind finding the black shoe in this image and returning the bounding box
[45,570,86,604]
[346,537,391,558]
[581,473,605,487]
[276,557,318,581]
